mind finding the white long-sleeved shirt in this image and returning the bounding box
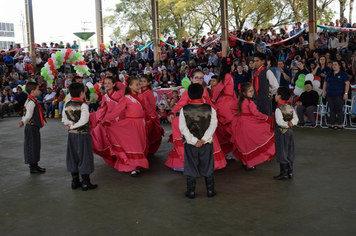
[328,38,339,49]
[22,100,35,124]
[179,107,217,145]
[255,66,279,95]
[62,103,89,130]
[275,108,299,128]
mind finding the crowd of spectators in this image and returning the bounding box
[1,19,356,123]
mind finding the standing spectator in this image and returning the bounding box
[232,64,248,95]
[322,60,350,129]
[71,40,79,51]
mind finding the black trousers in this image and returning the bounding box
[327,96,344,126]
[184,143,214,178]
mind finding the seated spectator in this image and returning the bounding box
[129,57,139,75]
[0,88,13,118]
[48,88,66,118]
[82,73,93,86]
[157,103,167,123]
[296,81,319,127]
[136,63,144,77]
[13,86,27,115]
[41,87,56,117]
[156,92,170,109]
[203,67,214,85]
[15,57,28,79]
[207,50,218,68]
[315,33,328,55]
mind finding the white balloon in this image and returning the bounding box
[86,82,94,89]
[312,80,320,89]
[294,87,304,96]
[13,88,17,93]
[314,88,323,96]
[305,73,314,81]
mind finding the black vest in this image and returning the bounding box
[252,68,270,100]
[24,99,42,128]
[182,104,212,140]
[64,100,88,134]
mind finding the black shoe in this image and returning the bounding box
[186,177,196,199]
[274,163,288,180]
[29,164,45,174]
[71,173,82,189]
[329,125,335,129]
[337,126,343,130]
[287,162,293,179]
[81,174,98,191]
[185,191,195,199]
[245,166,256,171]
[131,170,138,177]
[205,175,217,198]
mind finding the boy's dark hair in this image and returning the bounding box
[69,83,84,98]
[188,83,203,100]
[26,82,38,94]
[72,76,82,83]
[304,80,313,87]
[211,75,218,80]
[253,52,266,62]
[277,86,291,101]
[107,67,118,78]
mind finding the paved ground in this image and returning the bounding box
[0,117,355,236]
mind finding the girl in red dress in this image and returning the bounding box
[90,76,124,164]
[140,75,164,154]
[230,82,275,170]
[165,69,226,171]
[211,56,237,158]
[101,76,154,176]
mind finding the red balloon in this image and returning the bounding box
[160,41,165,47]
[219,51,222,58]
[314,76,321,82]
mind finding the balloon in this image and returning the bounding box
[314,76,321,82]
[105,43,110,49]
[296,79,305,88]
[90,93,98,103]
[219,51,222,58]
[298,74,306,81]
[305,73,314,81]
[86,82,94,89]
[13,88,17,93]
[89,88,96,94]
[317,20,320,25]
[182,77,190,91]
[294,87,304,96]
[160,41,165,47]
[93,83,100,90]
[314,88,323,96]
[312,80,320,89]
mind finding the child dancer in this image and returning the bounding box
[166,69,226,171]
[89,76,124,163]
[101,76,155,177]
[140,75,164,154]
[180,84,218,199]
[211,56,237,158]
[18,82,47,173]
[230,82,275,170]
[273,86,298,180]
[62,83,97,190]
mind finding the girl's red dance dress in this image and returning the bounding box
[165,89,227,170]
[211,73,236,155]
[230,99,275,167]
[90,89,124,159]
[98,93,154,172]
[140,87,164,154]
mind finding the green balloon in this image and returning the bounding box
[298,74,306,81]
[89,88,96,94]
[296,79,305,88]
[182,77,190,91]
[317,20,320,25]
[105,43,110,49]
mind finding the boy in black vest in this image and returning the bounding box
[274,86,299,180]
[179,83,218,199]
[62,83,97,191]
[18,82,46,173]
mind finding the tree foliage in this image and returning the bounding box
[104,0,337,42]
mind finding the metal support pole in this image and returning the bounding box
[24,0,36,68]
[308,0,317,50]
[151,0,161,63]
[220,0,229,58]
[95,0,104,53]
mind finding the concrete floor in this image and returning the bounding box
[0,117,355,236]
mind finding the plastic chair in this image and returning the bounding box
[343,95,356,129]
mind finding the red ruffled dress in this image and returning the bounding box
[211,73,236,155]
[99,93,151,172]
[165,89,227,170]
[90,89,124,159]
[230,99,275,167]
[140,87,164,154]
